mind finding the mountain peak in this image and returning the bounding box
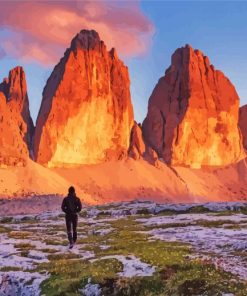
[143,46,245,168]
[34,29,134,167]
[71,29,102,51]
[0,67,34,166]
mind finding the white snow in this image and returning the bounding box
[2,200,247,294]
[80,282,101,296]
[141,215,247,279]
[0,271,48,296]
[137,213,247,226]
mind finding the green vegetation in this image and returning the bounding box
[144,218,244,230]
[39,258,123,296]
[9,231,31,239]
[39,248,58,254]
[43,239,68,246]
[2,208,247,296]
[47,253,81,261]
[36,216,247,296]
[14,242,34,251]
[95,211,114,219]
[157,205,210,216]
[185,205,210,214]
[0,266,23,272]
[163,262,247,296]
[20,216,39,224]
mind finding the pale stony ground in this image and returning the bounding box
[1,200,247,295]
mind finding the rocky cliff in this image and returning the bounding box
[0,67,34,166]
[34,30,134,167]
[239,105,247,150]
[128,122,145,160]
[142,45,245,168]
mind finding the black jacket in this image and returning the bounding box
[61,194,82,215]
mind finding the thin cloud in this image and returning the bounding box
[0,0,154,66]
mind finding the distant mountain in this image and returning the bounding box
[142,45,245,168]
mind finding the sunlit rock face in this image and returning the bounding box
[143,45,245,168]
[34,30,134,167]
[239,105,247,150]
[0,67,34,166]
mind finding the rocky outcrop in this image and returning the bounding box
[239,105,247,150]
[128,122,145,160]
[34,30,134,167]
[0,67,34,166]
[143,45,245,168]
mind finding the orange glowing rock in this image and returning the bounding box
[143,45,245,168]
[0,67,34,166]
[34,30,134,167]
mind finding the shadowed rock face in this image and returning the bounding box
[0,67,34,166]
[143,45,245,168]
[128,122,145,160]
[34,30,134,167]
[239,105,247,150]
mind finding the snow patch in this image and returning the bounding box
[0,271,48,296]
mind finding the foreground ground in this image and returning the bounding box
[1,201,247,295]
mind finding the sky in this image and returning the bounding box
[0,1,247,124]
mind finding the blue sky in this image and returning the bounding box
[0,1,247,124]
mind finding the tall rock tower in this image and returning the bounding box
[34,30,134,167]
[0,66,34,166]
[143,45,244,168]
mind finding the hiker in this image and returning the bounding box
[61,186,82,249]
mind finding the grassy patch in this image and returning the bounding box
[9,231,31,239]
[0,225,11,233]
[48,253,81,261]
[39,258,123,296]
[96,211,112,218]
[78,210,88,218]
[136,208,152,215]
[43,239,68,246]
[240,206,247,215]
[185,205,210,214]
[163,262,247,296]
[39,248,58,254]
[157,209,178,216]
[209,207,247,216]
[20,216,39,224]
[0,266,23,272]
[196,219,238,228]
[143,219,241,230]
[95,218,190,268]
[100,275,165,296]
[14,243,34,251]
[157,205,210,216]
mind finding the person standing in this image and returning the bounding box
[61,186,82,249]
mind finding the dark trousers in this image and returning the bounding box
[65,214,78,244]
